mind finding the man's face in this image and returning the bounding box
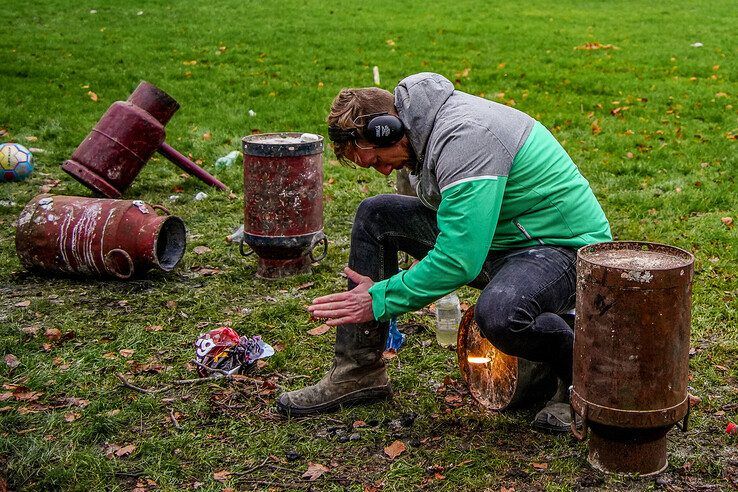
[344,136,413,176]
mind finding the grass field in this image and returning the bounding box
[1,0,737,490]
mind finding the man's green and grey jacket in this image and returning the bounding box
[367,73,612,321]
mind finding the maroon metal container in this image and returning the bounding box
[241,133,327,278]
[571,241,694,475]
[15,194,186,279]
[62,81,226,198]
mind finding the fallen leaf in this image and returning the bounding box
[64,411,81,422]
[296,282,315,290]
[4,354,20,369]
[115,444,136,457]
[25,136,38,142]
[165,300,177,309]
[193,245,212,255]
[574,42,619,50]
[45,328,62,341]
[87,91,99,102]
[302,462,330,481]
[382,350,397,360]
[353,420,367,428]
[715,365,729,372]
[15,300,31,308]
[213,470,231,482]
[202,132,212,141]
[307,324,331,336]
[591,119,602,135]
[721,217,733,228]
[531,462,549,471]
[119,349,135,358]
[21,325,40,336]
[688,393,702,407]
[384,440,406,460]
[14,390,42,402]
[145,325,163,332]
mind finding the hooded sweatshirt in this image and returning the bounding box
[367,73,611,321]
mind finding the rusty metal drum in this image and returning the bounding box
[62,81,225,198]
[571,241,694,475]
[15,194,186,279]
[241,133,327,278]
[457,305,557,411]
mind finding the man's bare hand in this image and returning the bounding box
[307,267,375,326]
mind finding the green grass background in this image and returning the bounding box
[1,0,736,490]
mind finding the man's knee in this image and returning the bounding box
[474,290,533,354]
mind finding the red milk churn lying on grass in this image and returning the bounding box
[241,133,327,278]
[15,194,186,279]
[571,241,694,475]
[457,305,557,411]
[62,81,227,198]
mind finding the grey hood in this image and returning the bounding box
[394,73,455,162]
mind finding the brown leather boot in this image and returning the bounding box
[276,322,392,416]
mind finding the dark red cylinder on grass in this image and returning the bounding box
[62,81,226,198]
[571,241,693,475]
[15,194,186,279]
[241,133,327,278]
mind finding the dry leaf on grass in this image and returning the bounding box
[145,325,163,332]
[44,328,62,341]
[4,354,20,369]
[721,217,733,228]
[531,462,548,471]
[119,349,135,358]
[193,246,211,255]
[384,440,406,460]
[307,324,331,336]
[213,470,231,482]
[14,300,31,308]
[302,462,330,481]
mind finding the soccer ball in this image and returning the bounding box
[0,143,34,182]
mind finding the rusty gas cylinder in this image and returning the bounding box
[241,133,327,278]
[571,241,694,475]
[15,194,186,279]
[62,81,225,198]
[457,305,557,411]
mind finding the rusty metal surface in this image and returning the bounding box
[457,306,556,411]
[571,241,694,475]
[15,194,186,279]
[241,133,326,278]
[62,81,225,198]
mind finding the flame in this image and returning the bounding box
[467,356,491,364]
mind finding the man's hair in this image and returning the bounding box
[327,87,395,163]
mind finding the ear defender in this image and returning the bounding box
[327,113,405,147]
[364,114,404,147]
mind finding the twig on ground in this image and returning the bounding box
[116,372,169,394]
[228,456,271,476]
[167,407,182,430]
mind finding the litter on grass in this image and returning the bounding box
[194,327,274,377]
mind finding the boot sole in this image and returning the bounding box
[277,385,392,417]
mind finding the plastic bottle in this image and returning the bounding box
[435,292,461,348]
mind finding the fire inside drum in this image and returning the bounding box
[457,306,556,411]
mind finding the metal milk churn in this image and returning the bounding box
[15,194,186,279]
[571,241,694,475]
[457,305,558,411]
[240,133,327,278]
[62,81,226,198]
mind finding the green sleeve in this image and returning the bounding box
[368,177,506,321]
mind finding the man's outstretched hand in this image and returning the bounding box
[308,267,375,326]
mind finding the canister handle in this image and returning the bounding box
[570,403,588,441]
[152,204,171,215]
[309,232,328,262]
[239,238,254,257]
[105,249,134,279]
[676,396,691,432]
